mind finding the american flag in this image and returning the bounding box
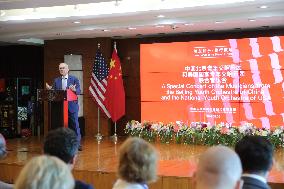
[89,50,111,118]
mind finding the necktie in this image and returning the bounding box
[62,78,67,90]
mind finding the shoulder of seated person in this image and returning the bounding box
[75,180,94,189]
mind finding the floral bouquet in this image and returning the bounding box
[125,120,284,148]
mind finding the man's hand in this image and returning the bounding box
[46,82,52,90]
[69,84,76,92]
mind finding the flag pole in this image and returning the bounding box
[110,41,118,143]
[114,41,116,50]
[95,43,103,142]
[112,121,118,144]
[96,108,102,141]
[97,139,101,171]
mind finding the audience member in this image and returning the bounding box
[194,145,243,189]
[0,133,13,189]
[43,127,94,189]
[14,155,74,189]
[235,136,273,189]
[113,137,158,189]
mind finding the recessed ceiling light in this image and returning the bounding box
[215,21,224,24]
[157,15,165,18]
[248,19,256,22]
[259,5,268,9]
[102,29,110,32]
[0,10,5,16]
[128,27,137,30]
[73,21,81,24]
[184,23,193,26]
[18,38,44,45]
[155,25,165,28]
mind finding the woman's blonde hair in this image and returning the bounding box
[14,155,74,189]
[118,137,158,183]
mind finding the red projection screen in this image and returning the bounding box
[140,36,284,128]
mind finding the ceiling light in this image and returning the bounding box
[73,21,81,24]
[155,25,165,28]
[215,21,224,24]
[0,10,5,16]
[18,38,44,45]
[102,29,110,32]
[248,19,256,22]
[157,15,165,18]
[259,5,268,9]
[184,23,193,26]
[128,27,137,30]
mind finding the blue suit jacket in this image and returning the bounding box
[53,75,81,113]
[75,180,94,189]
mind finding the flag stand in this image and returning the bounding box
[111,122,118,143]
[97,140,101,171]
[95,108,103,142]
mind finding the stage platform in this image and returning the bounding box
[1,136,284,189]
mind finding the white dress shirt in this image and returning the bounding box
[62,74,68,90]
[242,173,267,184]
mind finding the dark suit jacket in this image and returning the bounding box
[75,180,94,189]
[53,75,81,113]
[242,176,271,189]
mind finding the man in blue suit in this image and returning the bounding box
[44,128,94,189]
[235,136,273,189]
[46,63,82,150]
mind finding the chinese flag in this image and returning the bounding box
[104,49,125,122]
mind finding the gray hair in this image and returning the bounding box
[0,133,7,158]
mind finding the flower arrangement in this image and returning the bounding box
[124,121,284,148]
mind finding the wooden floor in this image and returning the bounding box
[1,136,284,189]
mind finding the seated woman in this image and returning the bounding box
[0,133,13,189]
[14,155,74,189]
[113,137,158,189]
